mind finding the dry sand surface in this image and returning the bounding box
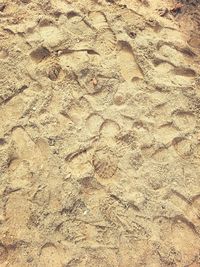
[0,0,200,266]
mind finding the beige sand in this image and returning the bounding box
[0,0,200,266]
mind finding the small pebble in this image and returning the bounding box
[92,77,98,86]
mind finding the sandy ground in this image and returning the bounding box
[0,0,200,266]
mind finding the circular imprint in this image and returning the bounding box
[113,93,126,105]
[92,148,118,179]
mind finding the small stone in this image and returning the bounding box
[92,77,98,86]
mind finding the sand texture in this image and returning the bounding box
[0,0,200,266]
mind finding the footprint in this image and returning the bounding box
[78,176,103,194]
[76,67,105,95]
[171,219,200,266]
[141,145,155,159]
[172,67,196,78]
[5,193,31,239]
[153,102,170,122]
[67,148,93,177]
[95,29,116,56]
[11,127,36,160]
[100,119,120,138]
[86,113,104,135]
[0,96,24,136]
[155,123,178,144]
[38,26,64,48]
[67,97,91,124]
[117,41,143,82]
[89,10,116,55]
[85,253,114,267]
[116,130,137,147]
[172,138,193,159]
[30,46,50,63]
[32,187,50,207]
[189,32,200,49]
[39,243,62,267]
[88,11,108,30]
[92,147,118,180]
[11,127,44,168]
[185,195,200,234]
[158,43,196,66]
[153,62,174,85]
[67,14,94,36]
[142,142,176,164]
[169,189,200,239]
[173,111,196,132]
[152,61,195,86]
[151,147,171,162]
[35,138,51,159]
[169,190,189,214]
[188,10,200,49]
[118,241,158,267]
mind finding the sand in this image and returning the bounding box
[0,0,200,266]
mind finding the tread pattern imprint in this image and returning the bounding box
[0,0,200,266]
